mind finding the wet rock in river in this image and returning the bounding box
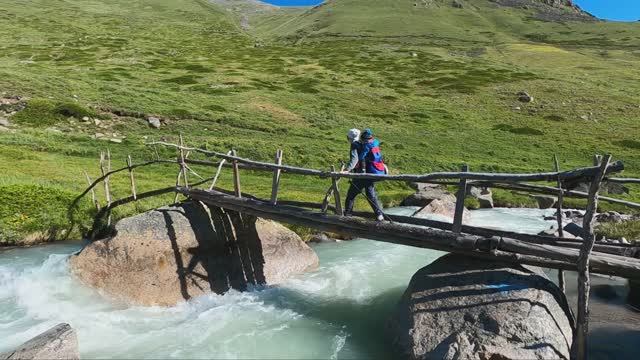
[70,202,319,306]
[389,253,574,360]
[0,323,79,360]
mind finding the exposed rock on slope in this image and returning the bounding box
[490,0,595,21]
[70,202,319,306]
[389,253,574,360]
[0,323,79,360]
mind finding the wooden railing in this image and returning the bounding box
[70,137,640,360]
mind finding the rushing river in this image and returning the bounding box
[1,208,638,359]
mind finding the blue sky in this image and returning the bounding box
[261,0,640,21]
[574,0,639,21]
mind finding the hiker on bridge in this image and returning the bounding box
[343,128,386,221]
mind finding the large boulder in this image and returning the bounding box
[402,183,452,207]
[389,254,574,360]
[413,194,470,220]
[0,323,79,360]
[70,202,319,306]
[403,183,471,219]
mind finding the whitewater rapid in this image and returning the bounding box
[0,207,566,358]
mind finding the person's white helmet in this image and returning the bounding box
[347,128,361,142]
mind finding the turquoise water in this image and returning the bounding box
[1,208,635,358]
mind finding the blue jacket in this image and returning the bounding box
[359,139,386,174]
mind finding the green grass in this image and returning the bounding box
[1,0,639,243]
[597,221,640,242]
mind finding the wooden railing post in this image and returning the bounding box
[127,155,137,200]
[270,149,283,205]
[554,155,565,292]
[179,134,188,188]
[452,164,469,233]
[209,151,231,190]
[575,154,611,360]
[322,165,345,213]
[232,149,241,198]
[83,171,100,210]
[99,150,112,226]
[331,166,343,216]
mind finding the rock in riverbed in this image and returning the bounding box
[402,183,470,219]
[389,253,574,360]
[0,323,79,360]
[70,202,319,306]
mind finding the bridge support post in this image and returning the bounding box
[99,150,112,226]
[127,155,137,201]
[575,154,611,360]
[84,171,100,210]
[331,166,343,216]
[232,149,242,198]
[554,155,566,293]
[452,164,468,234]
[270,149,283,205]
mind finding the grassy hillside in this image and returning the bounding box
[1,0,639,243]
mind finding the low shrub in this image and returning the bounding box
[0,184,94,244]
[12,99,97,127]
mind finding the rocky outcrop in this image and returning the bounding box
[403,183,470,219]
[402,183,452,207]
[389,254,574,360]
[490,0,595,21]
[0,323,79,360]
[70,202,319,306]
[413,195,471,220]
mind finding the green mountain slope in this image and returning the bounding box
[251,0,638,48]
[0,0,639,241]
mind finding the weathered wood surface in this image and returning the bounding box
[350,211,639,257]
[126,155,137,200]
[232,149,241,198]
[148,141,624,183]
[606,177,640,184]
[179,187,640,280]
[576,155,611,360]
[83,171,99,210]
[208,151,231,190]
[99,150,112,226]
[270,149,283,205]
[331,166,343,216]
[554,155,566,292]
[452,164,468,233]
[472,180,640,209]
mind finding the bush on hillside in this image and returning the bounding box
[54,101,97,119]
[12,98,97,127]
[0,184,94,244]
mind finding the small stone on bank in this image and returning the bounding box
[517,91,533,103]
[147,116,161,129]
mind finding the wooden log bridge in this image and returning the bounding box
[72,138,640,360]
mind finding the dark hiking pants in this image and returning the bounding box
[344,179,384,217]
